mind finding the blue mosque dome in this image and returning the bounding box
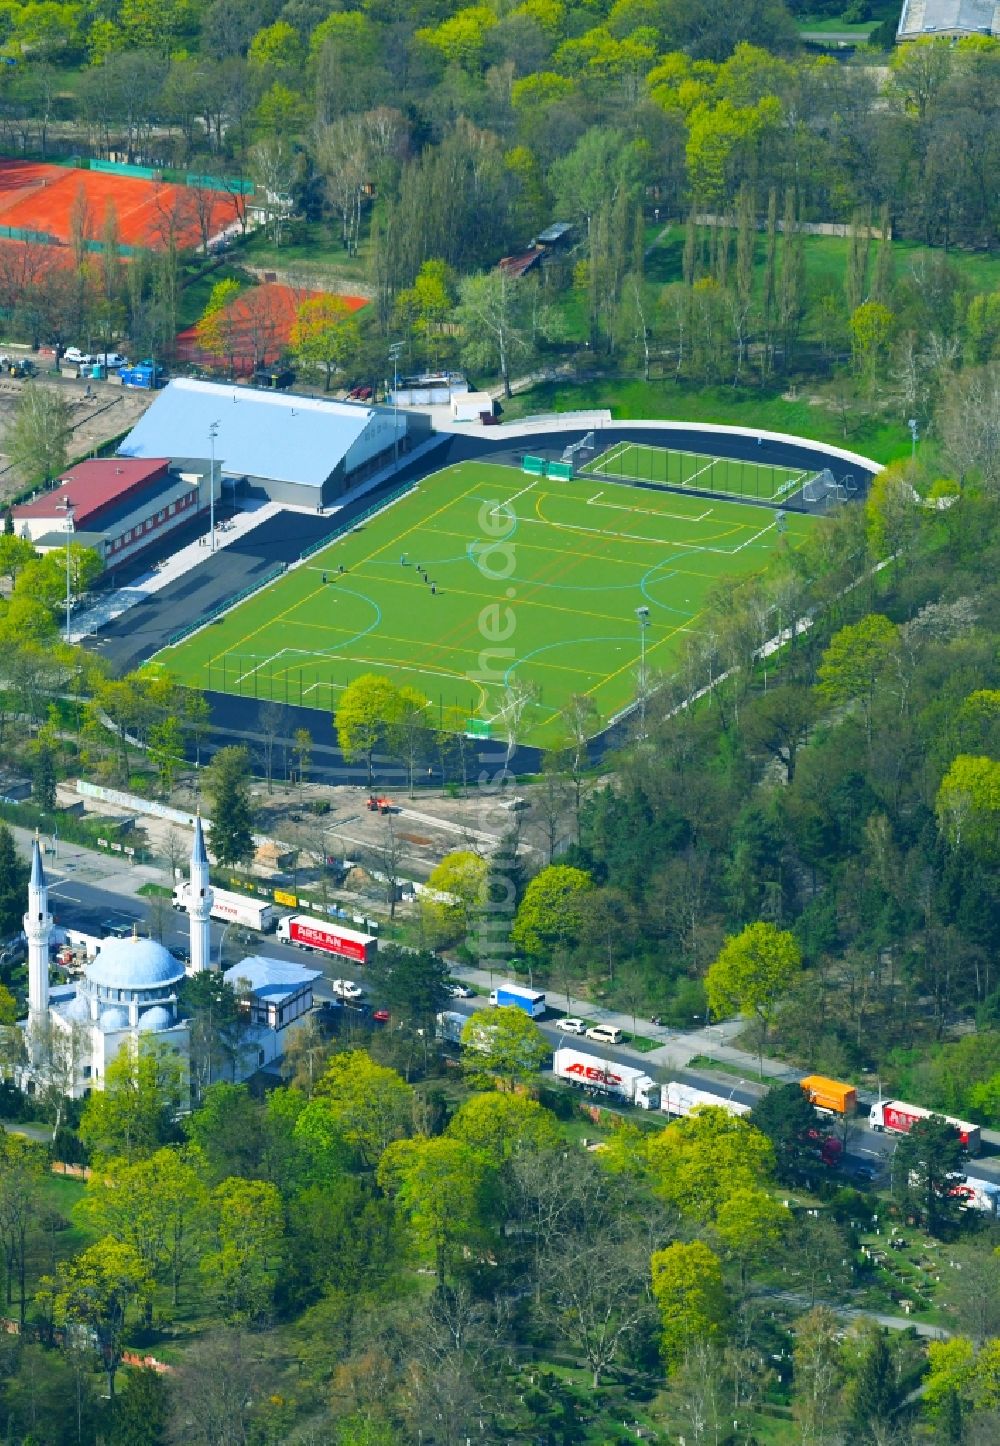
[99,1007,129,1032]
[138,1005,173,1032]
[87,937,185,991]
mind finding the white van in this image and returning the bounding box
[586,1024,623,1045]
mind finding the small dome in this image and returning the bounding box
[87,936,185,991]
[138,1005,173,1032]
[100,1007,129,1032]
[63,992,90,1023]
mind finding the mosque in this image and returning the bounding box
[22,817,321,1098]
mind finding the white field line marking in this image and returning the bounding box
[491,478,538,515]
[235,648,290,685]
[687,457,717,486]
[586,494,714,523]
[586,440,630,475]
[524,513,755,554]
[588,490,604,504]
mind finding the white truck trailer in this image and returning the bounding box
[661,1081,752,1120]
[173,883,278,933]
[553,1046,660,1110]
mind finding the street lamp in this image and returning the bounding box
[635,605,650,734]
[389,341,403,468]
[55,496,74,644]
[907,418,919,460]
[208,421,220,553]
[217,918,237,971]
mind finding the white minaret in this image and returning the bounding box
[188,813,214,974]
[24,835,52,1030]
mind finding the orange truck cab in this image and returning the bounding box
[800,1075,858,1116]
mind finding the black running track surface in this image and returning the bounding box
[88,424,878,775]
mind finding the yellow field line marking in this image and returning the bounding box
[206,472,488,668]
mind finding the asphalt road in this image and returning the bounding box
[47,881,1000,1194]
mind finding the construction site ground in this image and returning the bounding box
[0,361,155,506]
[62,771,567,904]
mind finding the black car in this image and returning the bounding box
[252,367,295,391]
[101,918,136,940]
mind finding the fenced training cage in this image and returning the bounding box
[801,468,858,507]
[580,441,815,508]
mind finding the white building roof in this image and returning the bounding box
[897,0,1000,34]
[117,378,376,489]
[224,954,320,1004]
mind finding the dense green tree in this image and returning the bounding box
[109,1367,170,1446]
[7,381,71,483]
[183,1081,267,1183]
[705,922,802,1072]
[0,822,29,939]
[377,1135,485,1285]
[511,863,593,960]
[750,1081,822,1185]
[204,745,255,867]
[200,1177,285,1324]
[893,1114,968,1235]
[335,673,401,788]
[461,1004,550,1088]
[46,1238,152,1398]
[79,1040,184,1162]
[651,1240,727,1371]
[364,944,452,1030]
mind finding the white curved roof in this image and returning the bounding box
[138,1005,174,1032]
[87,936,185,991]
[100,1007,129,1032]
[62,992,90,1023]
[118,378,378,489]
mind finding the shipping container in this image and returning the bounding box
[800,1075,858,1116]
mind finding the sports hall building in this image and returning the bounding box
[117,378,429,510]
[11,457,221,568]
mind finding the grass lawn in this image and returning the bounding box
[235,218,373,290]
[796,14,877,31]
[158,458,815,746]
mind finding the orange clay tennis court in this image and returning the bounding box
[0,159,241,250]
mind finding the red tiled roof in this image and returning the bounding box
[12,457,171,528]
[498,251,541,278]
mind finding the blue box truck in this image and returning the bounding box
[489,983,546,1018]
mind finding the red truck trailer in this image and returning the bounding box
[869,1099,981,1154]
[277,914,377,965]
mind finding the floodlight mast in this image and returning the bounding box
[389,342,404,468]
[636,605,651,736]
[56,496,74,644]
[208,421,220,553]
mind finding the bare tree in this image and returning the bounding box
[496,678,539,768]
[257,702,284,794]
[168,1330,269,1446]
[373,813,404,920]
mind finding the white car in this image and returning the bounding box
[62,347,93,366]
[447,981,474,999]
[331,978,364,1000]
[94,351,128,369]
[556,1017,588,1036]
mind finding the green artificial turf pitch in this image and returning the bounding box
[579,439,813,503]
[159,459,815,745]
